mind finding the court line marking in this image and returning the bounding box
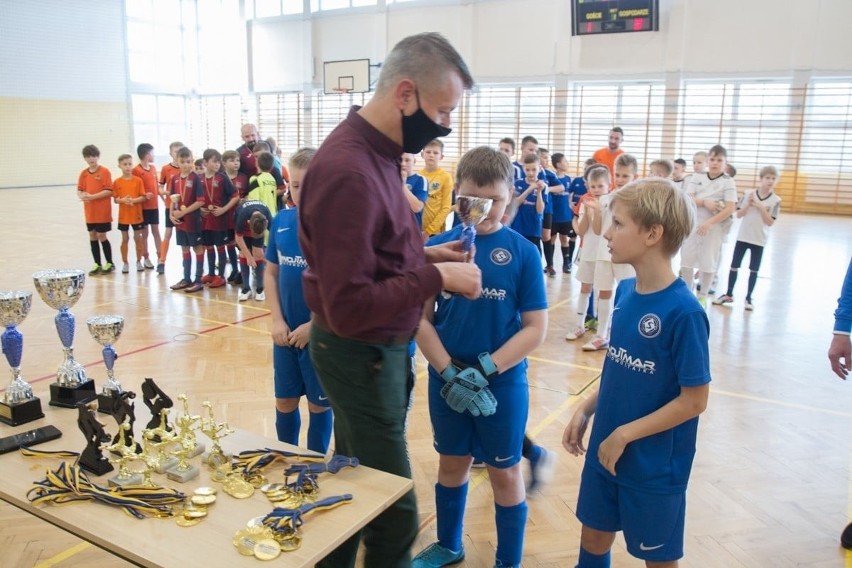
[710,387,852,418]
[527,355,603,373]
[33,541,91,568]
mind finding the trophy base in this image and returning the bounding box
[155,456,179,474]
[202,450,231,469]
[49,381,96,409]
[166,464,199,483]
[187,442,205,459]
[0,397,45,427]
[97,393,118,414]
[78,448,115,476]
[109,472,144,487]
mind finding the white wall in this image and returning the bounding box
[250,0,852,89]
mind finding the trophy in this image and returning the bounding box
[32,269,96,408]
[86,315,125,414]
[456,196,493,260]
[104,418,143,487]
[77,401,114,476]
[142,378,173,437]
[143,411,179,473]
[110,391,142,454]
[169,194,183,225]
[201,401,234,468]
[174,394,205,458]
[0,291,44,426]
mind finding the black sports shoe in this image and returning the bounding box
[841,522,852,550]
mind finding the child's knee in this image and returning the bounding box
[580,525,616,555]
[275,398,299,413]
[599,290,613,300]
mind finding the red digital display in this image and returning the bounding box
[572,0,659,36]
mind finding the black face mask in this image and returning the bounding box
[401,91,452,154]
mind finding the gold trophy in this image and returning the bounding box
[165,396,203,482]
[32,269,97,407]
[144,409,179,473]
[104,418,144,487]
[174,394,205,458]
[200,401,234,468]
[86,315,125,414]
[0,290,44,426]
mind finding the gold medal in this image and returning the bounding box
[261,483,285,493]
[279,535,302,552]
[233,530,259,556]
[246,516,265,528]
[253,539,281,561]
[176,516,202,527]
[191,494,216,506]
[194,486,217,496]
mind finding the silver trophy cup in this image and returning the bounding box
[87,315,125,414]
[32,269,96,408]
[0,290,44,425]
[456,196,494,260]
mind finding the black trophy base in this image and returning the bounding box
[97,393,117,415]
[49,381,96,409]
[78,446,114,476]
[0,397,45,427]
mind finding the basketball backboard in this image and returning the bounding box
[323,59,370,94]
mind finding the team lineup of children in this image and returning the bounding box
[77,129,781,567]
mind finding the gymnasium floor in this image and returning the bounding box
[0,185,850,567]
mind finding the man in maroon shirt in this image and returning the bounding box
[237,123,260,178]
[299,33,479,568]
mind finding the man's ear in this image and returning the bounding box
[393,79,417,112]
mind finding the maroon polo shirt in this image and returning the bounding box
[299,107,443,341]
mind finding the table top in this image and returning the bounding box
[0,401,413,567]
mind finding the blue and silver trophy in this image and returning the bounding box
[0,290,44,426]
[33,269,96,408]
[87,315,125,415]
[456,196,493,260]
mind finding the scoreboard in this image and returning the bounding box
[572,0,659,36]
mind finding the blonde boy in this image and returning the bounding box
[113,154,147,273]
[420,139,454,236]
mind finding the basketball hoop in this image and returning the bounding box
[332,87,352,95]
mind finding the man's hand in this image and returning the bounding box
[425,241,470,264]
[829,334,851,380]
[435,262,481,300]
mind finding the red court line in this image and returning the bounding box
[4,312,270,390]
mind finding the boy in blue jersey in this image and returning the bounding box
[549,152,575,273]
[401,152,428,231]
[412,146,548,568]
[563,178,711,568]
[510,154,546,252]
[263,148,332,454]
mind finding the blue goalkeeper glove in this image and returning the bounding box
[443,353,499,417]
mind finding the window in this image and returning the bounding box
[257,92,306,156]
[799,80,852,205]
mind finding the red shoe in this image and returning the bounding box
[201,274,215,284]
[208,276,226,288]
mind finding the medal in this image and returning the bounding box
[194,486,217,496]
[190,494,216,506]
[253,539,281,561]
[176,516,202,527]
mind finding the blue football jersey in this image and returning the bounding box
[265,208,311,328]
[510,179,544,238]
[541,170,559,215]
[426,225,547,377]
[587,277,711,493]
[569,177,587,209]
[406,173,428,229]
[551,174,573,223]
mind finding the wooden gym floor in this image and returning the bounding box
[0,186,850,567]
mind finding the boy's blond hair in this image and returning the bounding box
[692,150,707,160]
[759,165,779,178]
[610,178,695,257]
[169,141,185,151]
[117,154,133,163]
[614,153,638,173]
[424,139,444,151]
[289,147,316,170]
[585,163,611,184]
[455,146,513,191]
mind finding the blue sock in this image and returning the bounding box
[240,262,250,288]
[307,409,333,454]
[255,260,265,292]
[206,247,216,276]
[182,253,191,282]
[495,501,527,566]
[577,546,611,568]
[275,409,300,445]
[525,443,542,462]
[435,482,468,552]
[586,287,596,318]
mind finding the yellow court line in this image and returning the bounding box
[117,279,271,312]
[547,298,572,310]
[711,387,852,418]
[528,355,603,373]
[34,541,91,568]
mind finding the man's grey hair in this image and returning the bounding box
[376,33,474,94]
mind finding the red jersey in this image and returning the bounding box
[133,163,159,210]
[200,172,236,232]
[77,166,113,223]
[168,172,204,233]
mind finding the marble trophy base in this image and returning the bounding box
[202,450,231,468]
[155,456,179,474]
[187,442,205,459]
[97,392,119,415]
[109,472,144,488]
[78,447,115,476]
[50,380,96,409]
[165,463,200,482]
[0,397,45,426]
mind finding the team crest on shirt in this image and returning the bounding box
[490,248,512,266]
[638,314,662,338]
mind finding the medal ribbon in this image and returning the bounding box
[283,454,359,476]
[27,462,186,519]
[261,494,353,535]
[233,448,326,475]
[20,447,80,459]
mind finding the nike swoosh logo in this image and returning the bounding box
[494,455,513,463]
[639,543,664,551]
[318,395,328,401]
[277,227,290,232]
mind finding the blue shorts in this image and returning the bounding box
[576,464,686,562]
[176,230,203,247]
[427,367,527,468]
[273,343,330,406]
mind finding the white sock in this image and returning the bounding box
[680,266,695,291]
[698,271,714,299]
[576,291,591,329]
[597,296,612,339]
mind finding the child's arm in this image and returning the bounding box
[752,193,776,226]
[534,184,545,214]
[597,383,709,476]
[736,192,751,218]
[563,387,599,456]
[234,233,257,268]
[489,309,547,374]
[262,261,290,347]
[590,199,604,235]
[415,297,453,374]
[403,181,425,214]
[576,202,592,236]
[696,201,735,235]
[83,189,112,202]
[215,195,240,216]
